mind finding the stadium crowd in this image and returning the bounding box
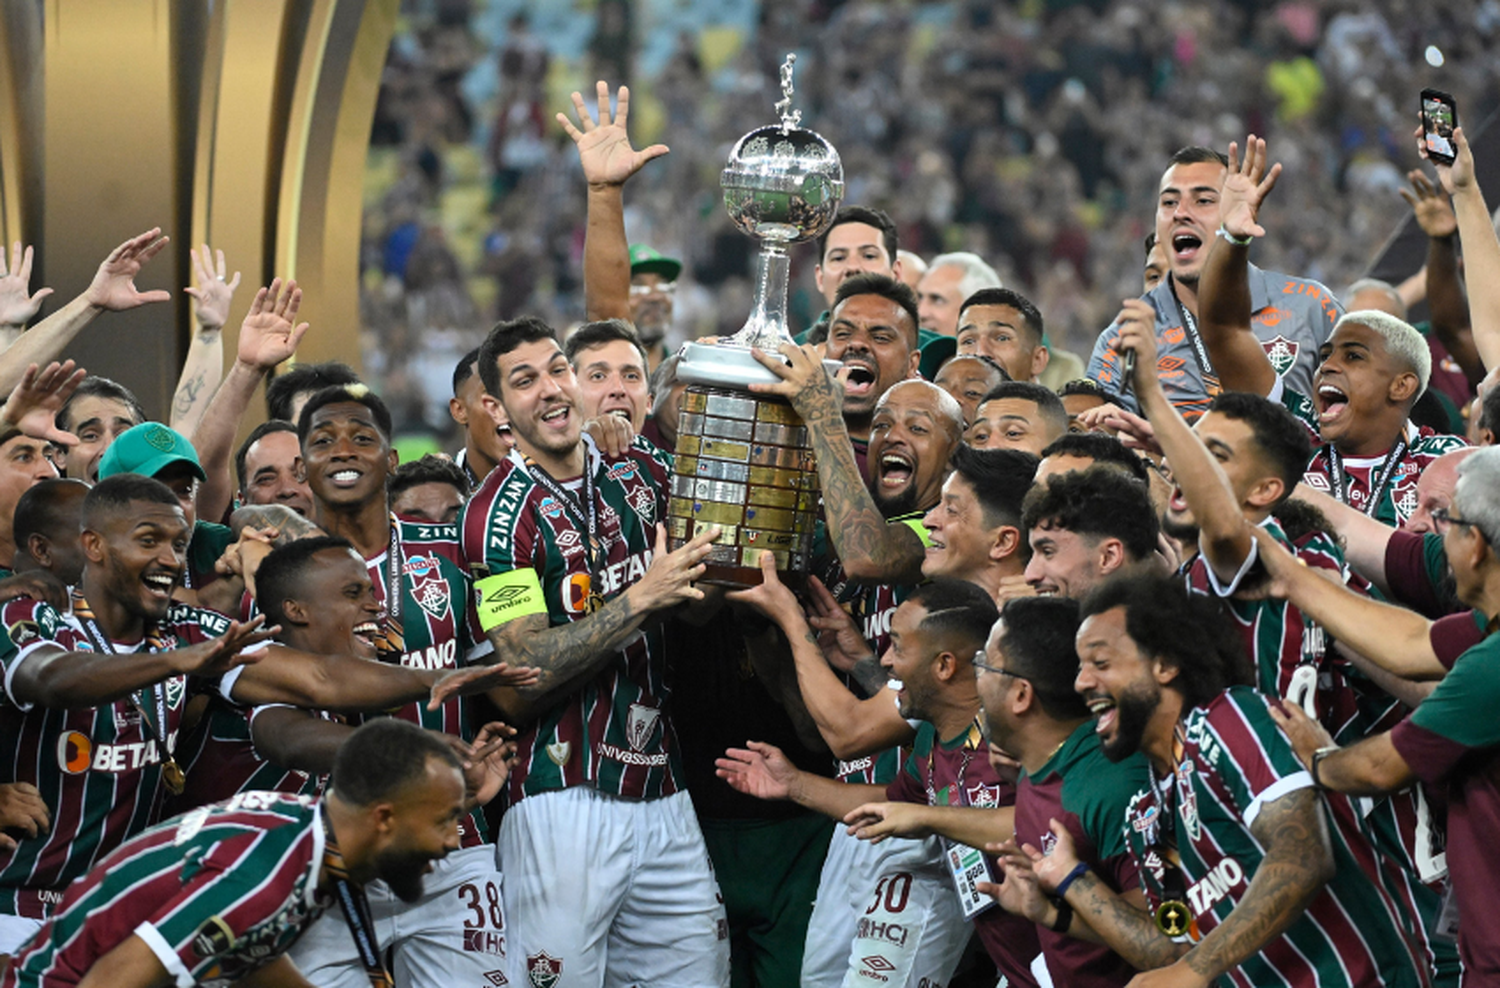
[4,3,1500,988]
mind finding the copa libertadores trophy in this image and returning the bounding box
[668,53,845,587]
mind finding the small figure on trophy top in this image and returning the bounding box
[775,53,802,133]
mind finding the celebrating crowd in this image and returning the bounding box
[1,21,1500,988]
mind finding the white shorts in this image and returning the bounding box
[801,827,971,988]
[287,843,507,988]
[497,787,729,988]
[0,913,42,956]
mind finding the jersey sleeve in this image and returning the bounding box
[885,722,934,804]
[461,473,545,634]
[1196,689,1313,829]
[136,833,302,987]
[1403,639,1500,759]
[1382,530,1456,619]
[1430,610,1487,670]
[0,598,66,711]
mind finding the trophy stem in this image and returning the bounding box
[729,242,792,350]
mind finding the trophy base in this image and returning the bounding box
[668,385,820,590]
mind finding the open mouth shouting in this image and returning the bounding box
[877,450,915,493]
[539,401,574,433]
[1316,383,1349,427]
[352,619,380,654]
[1171,229,1204,266]
[842,360,878,400]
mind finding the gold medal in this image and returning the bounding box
[162,758,186,796]
[1154,900,1192,937]
[585,592,606,614]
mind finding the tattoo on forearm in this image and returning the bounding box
[798,379,923,580]
[174,371,206,416]
[1070,872,1189,969]
[490,595,641,699]
[1183,789,1329,981]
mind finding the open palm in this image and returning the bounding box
[557,82,669,188]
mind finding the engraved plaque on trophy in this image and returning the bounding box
[669,54,844,587]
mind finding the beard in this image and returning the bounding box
[1101,681,1160,763]
[1160,511,1198,544]
[873,483,920,519]
[374,845,438,904]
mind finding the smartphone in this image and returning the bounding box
[1421,88,1458,166]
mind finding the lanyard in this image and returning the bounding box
[1167,277,1222,398]
[1143,724,1195,938]
[525,449,605,578]
[321,812,394,988]
[72,592,186,794]
[1326,437,1407,517]
[373,515,404,660]
[927,719,982,807]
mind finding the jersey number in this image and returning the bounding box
[459,881,504,929]
[865,873,912,915]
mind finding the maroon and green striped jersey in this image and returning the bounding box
[887,719,1040,987]
[3,792,330,987]
[1279,387,1469,527]
[1123,688,1428,987]
[361,515,490,845]
[0,599,241,913]
[1016,721,1149,988]
[460,437,682,801]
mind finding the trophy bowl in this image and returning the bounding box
[721,124,844,246]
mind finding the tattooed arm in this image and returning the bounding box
[171,245,240,435]
[1060,871,1188,968]
[482,526,717,714]
[750,344,925,585]
[1173,788,1334,984]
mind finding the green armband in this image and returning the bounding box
[900,517,934,548]
[474,569,547,632]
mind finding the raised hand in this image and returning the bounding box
[427,661,543,709]
[803,575,875,674]
[1,360,87,446]
[583,414,635,458]
[170,615,279,678]
[747,342,847,421]
[1220,135,1282,241]
[0,243,53,327]
[1400,170,1458,239]
[83,228,172,311]
[1418,121,1475,195]
[715,740,800,801]
[184,243,241,331]
[237,278,309,371]
[557,82,669,189]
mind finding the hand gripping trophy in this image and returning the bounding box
[668,54,845,587]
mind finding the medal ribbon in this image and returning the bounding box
[1144,724,1195,938]
[1326,437,1408,518]
[524,447,606,582]
[72,591,184,792]
[321,813,394,988]
[927,717,984,807]
[372,515,405,659]
[1168,278,1222,399]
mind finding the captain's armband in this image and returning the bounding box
[475,569,547,632]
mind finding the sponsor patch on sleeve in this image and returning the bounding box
[475,569,547,632]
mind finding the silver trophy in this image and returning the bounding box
[669,54,845,587]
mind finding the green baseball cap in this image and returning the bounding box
[629,244,682,281]
[97,422,207,482]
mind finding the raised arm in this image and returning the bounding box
[716,739,884,822]
[750,343,925,584]
[170,244,241,436]
[1269,702,1417,796]
[249,705,351,776]
[1197,135,1283,397]
[1402,170,1482,385]
[191,280,308,525]
[1119,297,1254,585]
[478,525,714,712]
[9,618,275,710]
[557,82,668,324]
[0,242,54,347]
[0,229,170,396]
[728,554,912,759]
[1434,127,1500,371]
[1251,527,1444,679]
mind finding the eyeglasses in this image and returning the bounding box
[629,282,676,296]
[1434,507,1491,543]
[973,650,1028,680]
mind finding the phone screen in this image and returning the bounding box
[1422,89,1458,165]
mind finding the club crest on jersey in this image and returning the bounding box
[626,703,661,752]
[625,483,656,523]
[164,676,186,710]
[527,952,563,988]
[1260,335,1299,376]
[546,741,571,765]
[404,555,452,620]
[1395,483,1419,520]
[965,783,1002,808]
